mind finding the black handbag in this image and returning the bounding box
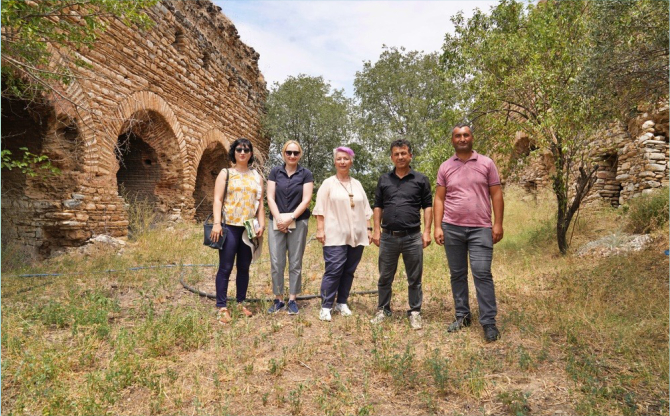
[203,169,229,249]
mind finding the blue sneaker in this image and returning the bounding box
[287,300,299,315]
[267,299,285,314]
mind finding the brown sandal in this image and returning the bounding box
[217,307,232,324]
[240,305,253,317]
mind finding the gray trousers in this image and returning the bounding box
[268,219,309,296]
[377,231,423,315]
[442,223,497,325]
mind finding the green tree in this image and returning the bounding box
[354,46,456,181]
[442,0,599,254]
[2,0,155,99]
[263,74,355,186]
[581,0,669,120]
[1,0,156,175]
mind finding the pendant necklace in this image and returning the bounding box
[337,178,355,208]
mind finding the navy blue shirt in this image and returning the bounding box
[374,167,432,231]
[268,164,314,221]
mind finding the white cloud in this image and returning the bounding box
[214,1,498,95]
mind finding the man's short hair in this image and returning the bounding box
[390,139,412,154]
[451,123,473,137]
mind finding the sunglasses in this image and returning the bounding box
[235,147,251,154]
[285,150,301,157]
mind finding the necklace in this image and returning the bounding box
[337,178,354,208]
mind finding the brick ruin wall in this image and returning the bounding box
[508,102,669,207]
[1,0,268,256]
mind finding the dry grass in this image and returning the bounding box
[2,185,668,415]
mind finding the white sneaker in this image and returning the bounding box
[333,303,352,316]
[370,309,387,324]
[319,308,332,322]
[409,311,422,330]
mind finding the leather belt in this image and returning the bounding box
[381,227,421,237]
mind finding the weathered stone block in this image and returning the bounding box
[63,199,82,209]
[642,120,656,130]
[647,164,667,172]
[643,181,661,188]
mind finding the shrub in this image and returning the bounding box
[624,188,669,234]
[118,184,157,239]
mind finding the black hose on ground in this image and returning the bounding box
[6,262,379,301]
[178,269,378,302]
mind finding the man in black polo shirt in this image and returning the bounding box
[370,139,433,329]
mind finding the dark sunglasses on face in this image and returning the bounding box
[285,150,300,157]
[235,147,251,154]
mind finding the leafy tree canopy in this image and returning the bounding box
[580,0,669,120]
[443,0,601,254]
[263,74,355,187]
[1,0,156,100]
[354,46,456,182]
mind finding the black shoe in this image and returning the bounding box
[483,324,500,342]
[447,315,472,332]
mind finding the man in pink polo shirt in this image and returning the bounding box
[433,124,504,342]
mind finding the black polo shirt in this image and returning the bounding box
[373,167,432,231]
[268,164,314,221]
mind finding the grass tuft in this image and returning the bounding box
[623,187,669,233]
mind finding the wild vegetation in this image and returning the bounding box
[263,0,669,253]
[2,187,668,415]
[1,1,668,413]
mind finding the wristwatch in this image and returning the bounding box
[290,214,296,221]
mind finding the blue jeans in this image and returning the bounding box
[215,225,252,308]
[320,245,365,308]
[441,223,497,325]
[377,231,423,314]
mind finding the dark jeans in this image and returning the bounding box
[377,231,423,315]
[441,223,497,325]
[215,225,252,308]
[320,245,365,308]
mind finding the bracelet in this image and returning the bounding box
[367,227,373,231]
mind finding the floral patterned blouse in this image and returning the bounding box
[223,169,262,226]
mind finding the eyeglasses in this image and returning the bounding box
[285,150,301,157]
[235,147,251,154]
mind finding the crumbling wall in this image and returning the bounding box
[616,104,669,203]
[508,102,669,207]
[1,0,267,256]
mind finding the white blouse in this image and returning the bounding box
[313,175,372,247]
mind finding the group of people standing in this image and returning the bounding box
[208,124,504,342]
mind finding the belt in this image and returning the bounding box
[381,227,421,237]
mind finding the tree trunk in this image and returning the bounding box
[552,154,598,254]
[550,136,599,255]
[554,171,570,255]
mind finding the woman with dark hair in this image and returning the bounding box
[266,140,314,315]
[209,138,265,324]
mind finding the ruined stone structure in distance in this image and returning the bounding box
[1,1,268,256]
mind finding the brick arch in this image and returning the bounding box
[105,91,188,174]
[188,129,233,220]
[189,129,232,188]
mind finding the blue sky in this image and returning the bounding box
[213,1,499,96]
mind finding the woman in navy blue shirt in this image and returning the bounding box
[266,140,314,315]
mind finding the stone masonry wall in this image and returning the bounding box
[509,102,669,207]
[1,0,267,256]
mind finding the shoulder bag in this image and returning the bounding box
[203,168,229,249]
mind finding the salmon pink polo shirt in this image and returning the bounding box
[436,151,501,228]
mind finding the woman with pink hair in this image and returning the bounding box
[313,146,373,322]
